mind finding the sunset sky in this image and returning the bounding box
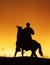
[0,0,50,58]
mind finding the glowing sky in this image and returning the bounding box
[0,0,50,58]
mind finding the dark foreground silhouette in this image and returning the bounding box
[14,25,43,57]
[0,57,50,64]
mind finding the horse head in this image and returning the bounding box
[17,26,22,29]
[17,26,22,31]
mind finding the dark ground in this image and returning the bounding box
[0,57,50,64]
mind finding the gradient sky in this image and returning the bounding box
[0,0,50,58]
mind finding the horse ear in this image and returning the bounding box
[16,26,18,28]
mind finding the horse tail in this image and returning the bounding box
[38,43,43,57]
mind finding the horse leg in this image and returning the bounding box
[31,51,33,57]
[14,47,20,57]
[38,43,43,57]
[31,50,37,57]
[31,50,34,57]
[33,52,37,57]
[22,49,23,57]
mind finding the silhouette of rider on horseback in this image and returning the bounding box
[14,22,43,57]
[22,22,35,47]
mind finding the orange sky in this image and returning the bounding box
[0,0,50,58]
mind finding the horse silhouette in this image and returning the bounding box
[14,26,43,57]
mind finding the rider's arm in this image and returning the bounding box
[31,28,35,35]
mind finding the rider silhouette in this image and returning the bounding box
[22,22,35,47]
[14,22,43,57]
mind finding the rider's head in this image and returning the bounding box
[26,22,30,27]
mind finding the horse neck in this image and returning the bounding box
[17,29,22,41]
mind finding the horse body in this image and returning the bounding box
[14,26,43,57]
